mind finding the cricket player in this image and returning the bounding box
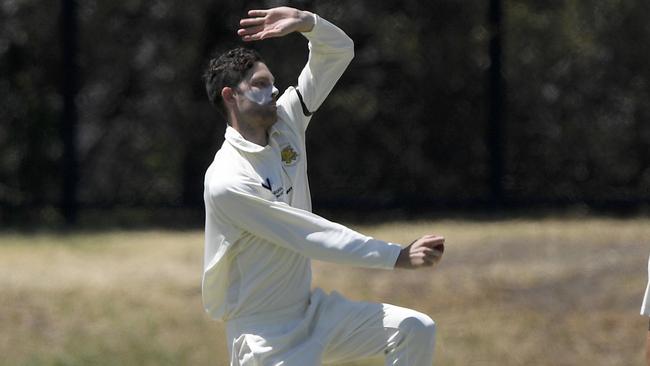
[202,6,445,365]
[642,254,650,366]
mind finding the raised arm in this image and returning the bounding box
[294,12,354,119]
[238,7,354,130]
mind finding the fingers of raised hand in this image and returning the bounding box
[238,14,267,41]
[239,17,266,28]
[247,9,268,18]
[240,29,283,42]
[241,33,269,42]
[237,25,265,37]
[239,32,257,42]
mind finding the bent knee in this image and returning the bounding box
[399,312,436,340]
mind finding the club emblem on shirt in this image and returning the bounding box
[280,145,299,166]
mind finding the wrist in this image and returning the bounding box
[297,11,315,33]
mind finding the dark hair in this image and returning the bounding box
[203,47,263,116]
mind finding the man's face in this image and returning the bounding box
[233,62,278,129]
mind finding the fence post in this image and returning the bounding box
[61,0,79,225]
[488,0,505,206]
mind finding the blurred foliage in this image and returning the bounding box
[506,0,650,202]
[1,0,649,223]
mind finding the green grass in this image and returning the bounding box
[1,217,648,365]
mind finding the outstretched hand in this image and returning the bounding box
[238,7,315,42]
[395,235,445,270]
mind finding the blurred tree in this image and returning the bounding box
[505,0,650,205]
[305,0,489,209]
[0,0,61,222]
[0,0,648,225]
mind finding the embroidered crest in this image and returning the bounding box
[280,145,299,166]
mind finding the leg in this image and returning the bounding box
[321,298,435,366]
[382,304,436,365]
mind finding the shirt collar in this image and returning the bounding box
[224,126,280,153]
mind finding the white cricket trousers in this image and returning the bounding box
[226,288,436,365]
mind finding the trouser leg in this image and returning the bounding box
[381,304,436,366]
[322,302,436,366]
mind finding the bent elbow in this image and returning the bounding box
[339,38,354,64]
[347,38,355,60]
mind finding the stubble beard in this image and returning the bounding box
[256,104,278,129]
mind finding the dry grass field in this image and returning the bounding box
[1,217,648,365]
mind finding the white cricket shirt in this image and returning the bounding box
[202,14,402,321]
[642,254,650,316]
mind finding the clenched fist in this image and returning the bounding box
[395,235,445,269]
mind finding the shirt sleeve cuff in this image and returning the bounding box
[384,242,403,269]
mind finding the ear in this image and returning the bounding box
[221,87,236,106]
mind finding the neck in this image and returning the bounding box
[230,116,269,147]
